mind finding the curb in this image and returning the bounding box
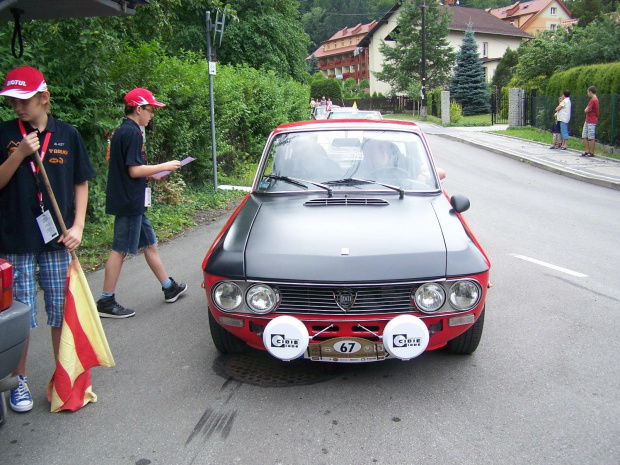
[435,133,620,191]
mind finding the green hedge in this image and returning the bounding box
[310,78,343,103]
[546,62,620,96]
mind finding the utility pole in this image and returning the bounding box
[206,10,226,189]
[420,1,427,120]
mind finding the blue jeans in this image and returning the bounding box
[112,214,157,256]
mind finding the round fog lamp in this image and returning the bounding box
[449,280,480,311]
[246,284,279,314]
[413,283,445,313]
[213,281,242,311]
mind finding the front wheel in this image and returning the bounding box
[208,310,247,354]
[444,308,485,355]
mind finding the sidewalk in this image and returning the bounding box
[416,121,620,191]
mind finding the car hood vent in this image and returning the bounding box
[304,198,389,207]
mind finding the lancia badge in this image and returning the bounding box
[334,289,357,312]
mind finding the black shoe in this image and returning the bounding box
[163,277,187,303]
[97,296,135,318]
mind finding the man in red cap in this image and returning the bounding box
[97,88,187,318]
[0,65,95,413]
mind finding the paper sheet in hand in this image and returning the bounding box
[151,156,196,180]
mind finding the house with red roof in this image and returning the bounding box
[488,0,573,35]
[307,21,376,83]
[359,4,532,95]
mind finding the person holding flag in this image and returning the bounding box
[0,65,95,413]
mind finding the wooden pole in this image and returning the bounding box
[31,149,78,262]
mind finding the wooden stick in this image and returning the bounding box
[31,149,78,262]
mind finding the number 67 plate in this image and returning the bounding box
[305,337,386,362]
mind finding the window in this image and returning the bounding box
[482,42,488,57]
[550,23,556,30]
[334,42,337,48]
[510,20,515,26]
[349,38,352,45]
[550,7,557,15]
[342,40,345,46]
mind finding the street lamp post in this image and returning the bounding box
[206,10,226,189]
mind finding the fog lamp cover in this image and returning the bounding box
[383,315,429,360]
[262,316,309,361]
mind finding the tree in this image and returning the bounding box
[216,0,311,81]
[374,0,455,94]
[450,24,490,115]
[512,15,620,91]
[491,48,518,89]
[307,55,320,75]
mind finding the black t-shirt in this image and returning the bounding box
[0,116,95,253]
[105,118,147,216]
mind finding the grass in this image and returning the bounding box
[390,112,492,126]
[79,185,245,272]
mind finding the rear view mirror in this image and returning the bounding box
[450,194,470,213]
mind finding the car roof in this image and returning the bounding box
[272,119,421,135]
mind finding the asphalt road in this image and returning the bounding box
[1,136,619,465]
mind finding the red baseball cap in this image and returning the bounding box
[0,66,48,99]
[124,88,165,108]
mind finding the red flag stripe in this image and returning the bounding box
[64,273,100,370]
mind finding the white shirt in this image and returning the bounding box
[557,97,571,123]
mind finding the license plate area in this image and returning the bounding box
[305,337,386,362]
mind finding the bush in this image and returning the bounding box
[450,100,463,123]
[310,78,343,101]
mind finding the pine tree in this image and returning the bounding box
[450,24,490,116]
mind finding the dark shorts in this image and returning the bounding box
[112,214,157,256]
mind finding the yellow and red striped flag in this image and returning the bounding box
[47,260,115,412]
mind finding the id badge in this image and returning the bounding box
[36,210,60,244]
[144,187,152,207]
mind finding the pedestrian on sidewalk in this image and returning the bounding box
[0,66,95,412]
[554,90,571,150]
[582,86,599,157]
[97,88,187,319]
[550,102,563,149]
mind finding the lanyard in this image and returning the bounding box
[18,119,52,212]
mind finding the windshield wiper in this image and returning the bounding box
[265,174,333,197]
[325,177,404,199]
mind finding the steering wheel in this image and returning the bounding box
[369,166,410,180]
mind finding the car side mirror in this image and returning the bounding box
[450,194,470,213]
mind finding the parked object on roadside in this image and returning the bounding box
[327,107,383,120]
[98,88,187,318]
[202,119,490,364]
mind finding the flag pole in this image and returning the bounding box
[31,149,78,262]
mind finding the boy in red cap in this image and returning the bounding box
[97,88,187,318]
[0,65,95,413]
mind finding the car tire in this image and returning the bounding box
[208,310,247,354]
[445,307,485,355]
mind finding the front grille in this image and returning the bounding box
[274,284,415,315]
[304,198,389,207]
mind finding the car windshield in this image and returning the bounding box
[256,129,439,193]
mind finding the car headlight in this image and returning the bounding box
[212,282,242,311]
[449,280,481,311]
[246,284,279,314]
[413,283,445,313]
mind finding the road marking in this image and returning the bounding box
[508,254,588,278]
